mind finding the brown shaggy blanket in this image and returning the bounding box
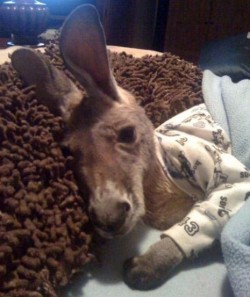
[0,42,203,297]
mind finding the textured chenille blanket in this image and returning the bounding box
[203,70,250,297]
[0,42,202,297]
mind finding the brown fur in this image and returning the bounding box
[143,159,194,230]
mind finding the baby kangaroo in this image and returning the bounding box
[11,4,250,291]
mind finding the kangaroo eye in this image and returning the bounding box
[117,126,136,143]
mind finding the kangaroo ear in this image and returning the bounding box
[60,4,119,101]
[11,48,82,121]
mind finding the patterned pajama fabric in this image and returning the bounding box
[155,103,250,257]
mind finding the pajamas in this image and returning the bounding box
[155,103,250,257]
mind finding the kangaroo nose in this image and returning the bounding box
[119,201,131,213]
[89,201,131,235]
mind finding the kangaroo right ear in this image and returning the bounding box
[11,48,82,121]
[60,4,120,101]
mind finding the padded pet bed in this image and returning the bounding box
[0,41,224,297]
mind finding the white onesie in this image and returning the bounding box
[155,103,250,257]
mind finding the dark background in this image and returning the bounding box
[0,0,250,63]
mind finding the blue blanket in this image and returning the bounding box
[221,199,250,297]
[203,70,250,168]
[203,70,250,297]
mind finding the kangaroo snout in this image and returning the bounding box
[89,196,132,238]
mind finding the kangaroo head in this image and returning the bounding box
[11,5,156,238]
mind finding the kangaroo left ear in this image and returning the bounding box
[11,48,82,121]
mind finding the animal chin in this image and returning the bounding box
[95,216,138,239]
[96,228,116,239]
[95,227,126,239]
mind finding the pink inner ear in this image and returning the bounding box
[60,5,119,100]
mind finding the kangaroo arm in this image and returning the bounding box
[123,236,184,290]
